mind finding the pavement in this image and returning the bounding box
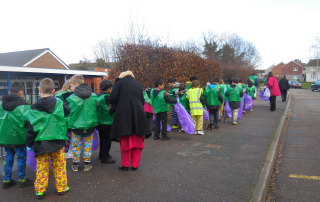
[272,89,320,201]
[0,96,287,202]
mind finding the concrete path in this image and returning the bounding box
[272,89,320,201]
[0,97,286,202]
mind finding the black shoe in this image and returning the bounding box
[101,158,116,164]
[153,136,160,140]
[131,167,138,171]
[119,165,129,171]
[18,178,33,188]
[207,123,212,130]
[2,180,17,189]
[162,137,170,141]
[219,119,221,122]
[214,126,219,129]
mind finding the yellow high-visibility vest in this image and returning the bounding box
[186,87,203,116]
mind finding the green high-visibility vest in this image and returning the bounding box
[227,85,243,102]
[0,104,30,146]
[26,98,67,142]
[67,93,98,130]
[150,89,170,114]
[248,76,258,85]
[204,85,222,106]
[246,86,256,98]
[55,91,70,101]
[143,91,152,105]
[97,94,114,125]
[186,87,203,116]
[179,93,189,113]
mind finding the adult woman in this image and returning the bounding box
[266,72,281,111]
[110,71,151,171]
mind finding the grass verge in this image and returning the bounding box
[301,82,313,89]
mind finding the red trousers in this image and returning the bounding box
[120,135,144,168]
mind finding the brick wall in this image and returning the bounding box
[27,52,67,69]
[281,61,303,76]
[272,62,284,77]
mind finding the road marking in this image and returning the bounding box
[289,174,320,180]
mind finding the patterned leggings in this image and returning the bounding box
[72,133,93,163]
[232,109,239,122]
[220,102,224,117]
[35,147,67,193]
[192,115,203,131]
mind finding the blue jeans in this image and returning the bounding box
[3,147,26,182]
[171,107,179,126]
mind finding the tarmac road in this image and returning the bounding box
[0,96,286,202]
[272,89,320,202]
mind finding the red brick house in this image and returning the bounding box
[281,60,305,81]
[0,48,108,103]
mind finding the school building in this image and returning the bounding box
[0,48,108,104]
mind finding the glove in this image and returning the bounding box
[27,147,34,152]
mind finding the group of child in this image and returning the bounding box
[0,74,116,199]
[145,75,256,139]
[0,73,256,199]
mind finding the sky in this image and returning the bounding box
[0,0,319,69]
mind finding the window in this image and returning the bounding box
[310,67,315,71]
[293,75,298,79]
[293,67,298,71]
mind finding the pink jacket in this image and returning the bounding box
[266,77,281,96]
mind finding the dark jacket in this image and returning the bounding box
[152,89,177,104]
[66,83,97,135]
[96,92,116,131]
[279,77,290,91]
[205,84,223,109]
[26,96,70,156]
[110,76,152,140]
[225,84,244,109]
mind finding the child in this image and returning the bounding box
[186,75,199,90]
[96,79,116,164]
[167,78,180,129]
[66,74,98,172]
[246,80,256,111]
[151,79,177,141]
[186,80,205,135]
[225,78,244,125]
[204,78,223,130]
[219,79,227,120]
[54,80,73,158]
[0,82,33,189]
[238,78,247,114]
[177,83,189,132]
[26,78,70,199]
[143,86,154,132]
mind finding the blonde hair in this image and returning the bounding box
[119,71,134,78]
[70,74,84,85]
[219,79,225,85]
[54,80,70,95]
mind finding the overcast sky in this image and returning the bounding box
[0,0,319,69]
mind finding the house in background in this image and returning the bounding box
[264,62,285,77]
[281,59,306,81]
[305,59,320,82]
[0,48,108,103]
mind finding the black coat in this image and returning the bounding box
[26,96,70,156]
[279,78,290,90]
[110,76,152,140]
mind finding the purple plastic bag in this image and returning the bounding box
[153,115,173,132]
[27,148,52,172]
[203,108,209,121]
[175,103,195,135]
[259,90,270,101]
[238,97,243,119]
[244,93,253,111]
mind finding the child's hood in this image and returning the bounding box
[172,82,181,89]
[74,83,92,99]
[2,94,28,111]
[31,96,57,114]
[178,89,188,96]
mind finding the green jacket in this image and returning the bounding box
[150,89,170,114]
[226,84,243,102]
[55,91,71,101]
[204,85,222,106]
[178,92,189,113]
[97,94,114,126]
[0,104,30,146]
[67,93,98,130]
[186,84,192,90]
[248,75,259,85]
[246,86,256,98]
[26,99,67,142]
